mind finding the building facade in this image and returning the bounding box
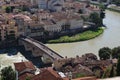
[0,25,6,41]
[0,20,18,41]
[38,0,64,11]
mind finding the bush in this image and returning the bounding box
[1,66,16,80]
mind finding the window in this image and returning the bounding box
[9,31,15,34]
[19,28,23,31]
[28,25,30,29]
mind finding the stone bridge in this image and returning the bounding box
[19,37,63,63]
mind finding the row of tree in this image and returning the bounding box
[101,55,120,78]
[98,46,120,60]
[98,46,120,78]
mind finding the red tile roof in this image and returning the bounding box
[14,61,36,72]
[19,72,34,80]
[31,68,68,80]
[63,77,69,80]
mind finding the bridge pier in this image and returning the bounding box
[24,42,32,51]
[42,53,55,63]
[31,47,43,57]
[18,39,24,46]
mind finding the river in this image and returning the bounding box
[46,10,120,58]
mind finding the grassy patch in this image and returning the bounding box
[47,28,104,43]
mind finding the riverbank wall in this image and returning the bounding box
[0,39,18,49]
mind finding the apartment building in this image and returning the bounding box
[25,21,44,37]
[6,20,18,40]
[13,14,32,36]
[0,19,18,41]
[52,11,83,30]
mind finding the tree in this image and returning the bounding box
[89,12,103,28]
[116,56,120,76]
[5,6,11,13]
[99,3,106,11]
[26,77,31,80]
[78,9,83,14]
[1,66,16,80]
[102,66,111,78]
[100,11,105,20]
[11,6,15,12]
[100,11,105,26]
[81,15,88,21]
[109,65,115,77]
[99,3,106,25]
[112,46,120,59]
[99,47,112,60]
[21,5,30,11]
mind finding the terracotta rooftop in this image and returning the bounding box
[87,6,100,11]
[52,12,81,22]
[63,78,69,80]
[31,68,68,80]
[19,72,34,80]
[14,61,36,73]
[13,14,32,21]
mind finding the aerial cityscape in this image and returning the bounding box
[0,0,120,80]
